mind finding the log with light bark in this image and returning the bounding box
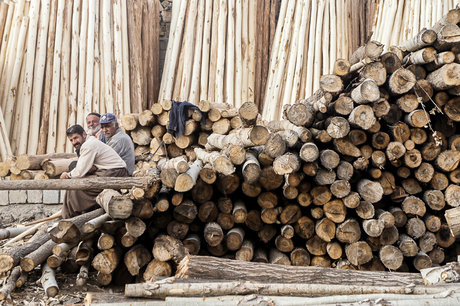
[96,189,133,219]
[175,255,422,286]
[0,177,157,190]
[0,266,21,301]
[40,263,59,297]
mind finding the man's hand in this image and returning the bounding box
[60,172,70,179]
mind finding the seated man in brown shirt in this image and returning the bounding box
[60,124,128,218]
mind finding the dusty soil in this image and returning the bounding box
[0,268,156,305]
[0,205,156,305]
[0,204,61,227]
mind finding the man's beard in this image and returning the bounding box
[88,125,101,135]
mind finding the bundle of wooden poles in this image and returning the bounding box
[372,0,459,50]
[262,0,377,121]
[0,5,459,302]
[158,0,376,120]
[0,0,161,159]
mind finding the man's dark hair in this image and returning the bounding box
[66,124,85,136]
[86,112,101,118]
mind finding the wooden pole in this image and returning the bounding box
[215,0,227,104]
[199,0,212,102]
[17,0,40,155]
[126,0,143,113]
[4,16,28,139]
[56,0,73,153]
[121,0,131,115]
[46,0,65,153]
[189,0,205,105]
[112,0,123,117]
[179,0,198,102]
[225,0,235,106]
[100,0,113,114]
[67,0,81,151]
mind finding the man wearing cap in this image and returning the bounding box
[100,113,135,175]
[60,124,129,218]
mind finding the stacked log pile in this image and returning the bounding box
[0,152,77,179]
[0,0,161,159]
[0,6,459,301]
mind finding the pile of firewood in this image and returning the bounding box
[0,153,77,179]
[0,9,459,300]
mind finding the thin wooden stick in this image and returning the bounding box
[67,0,81,143]
[322,0,330,75]
[279,0,301,113]
[225,0,235,106]
[56,0,73,153]
[121,0,131,115]
[305,0,317,98]
[112,0,123,117]
[199,0,212,102]
[1,0,25,114]
[240,0,248,103]
[234,0,242,108]
[46,0,65,153]
[329,0,336,72]
[163,0,187,101]
[291,0,310,105]
[4,16,28,138]
[76,0,88,126]
[84,0,95,120]
[17,0,40,155]
[247,0,256,103]
[262,0,288,119]
[158,0,180,102]
[189,0,205,105]
[179,0,198,101]
[215,0,227,104]
[36,0,56,155]
[24,211,62,226]
[0,2,14,89]
[92,0,100,116]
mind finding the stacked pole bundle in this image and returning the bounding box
[371,0,458,50]
[0,0,161,159]
[261,0,377,121]
[158,0,281,110]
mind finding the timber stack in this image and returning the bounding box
[0,7,459,300]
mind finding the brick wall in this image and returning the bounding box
[0,190,64,205]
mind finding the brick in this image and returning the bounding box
[27,190,43,204]
[9,190,27,204]
[43,190,61,204]
[0,191,9,205]
[60,190,66,202]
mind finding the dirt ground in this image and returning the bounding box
[0,205,157,305]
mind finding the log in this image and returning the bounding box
[379,245,403,270]
[0,177,156,190]
[96,189,133,219]
[49,208,105,243]
[21,239,57,272]
[426,63,460,90]
[152,235,187,264]
[0,266,21,301]
[175,255,421,286]
[143,259,172,281]
[92,248,121,274]
[0,226,50,273]
[82,213,111,234]
[124,245,152,276]
[445,207,460,238]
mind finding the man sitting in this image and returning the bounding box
[86,112,106,142]
[100,113,135,175]
[60,124,128,218]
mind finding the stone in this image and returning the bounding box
[27,190,43,204]
[9,190,27,204]
[43,190,61,204]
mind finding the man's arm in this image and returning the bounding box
[61,145,98,179]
